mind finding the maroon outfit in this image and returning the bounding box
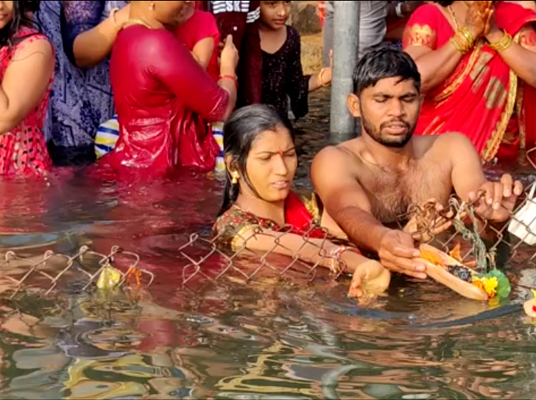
[105,25,228,177]
[198,1,262,107]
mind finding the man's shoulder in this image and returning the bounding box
[315,139,360,160]
[415,132,474,153]
[312,139,363,174]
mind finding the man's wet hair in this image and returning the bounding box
[352,44,421,96]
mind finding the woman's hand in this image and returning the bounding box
[113,4,131,30]
[484,4,503,43]
[464,1,493,38]
[220,34,239,76]
[347,260,391,299]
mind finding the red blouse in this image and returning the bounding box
[105,25,229,177]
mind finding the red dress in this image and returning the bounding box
[0,28,53,177]
[175,9,220,82]
[105,25,229,177]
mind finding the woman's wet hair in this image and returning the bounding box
[352,43,421,96]
[218,104,295,216]
[0,1,41,48]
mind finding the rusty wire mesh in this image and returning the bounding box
[0,245,154,299]
[396,179,536,273]
[175,179,536,287]
[178,224,343,286]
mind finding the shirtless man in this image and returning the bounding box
[312,45,523,280]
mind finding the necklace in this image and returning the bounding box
[447,5,459,31]
[124,18,153,29]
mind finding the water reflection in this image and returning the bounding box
[0,90,536,399]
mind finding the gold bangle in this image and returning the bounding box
[318,68,330,87]
[450,34,470,54]
[488,29,513,52]
[110,7,120,30]
[458,27,475,48]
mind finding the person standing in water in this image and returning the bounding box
[311,45,523,279]
[213,104,391,299]
[259,1,332,120]
[104,0,239,177]
[0,0,55,177]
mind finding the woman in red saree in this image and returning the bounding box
[213,104,391,298]
[403,1,536,163]
[104,1,238,177]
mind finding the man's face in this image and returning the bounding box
[348,77,421,148]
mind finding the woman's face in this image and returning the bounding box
[260,1,291,30]
[241,126,297,203]
[0,1,14,30]
[153,1,186,27]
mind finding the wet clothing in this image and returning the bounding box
[175,9,221,83]
[0,28,53,177]
[262,26,310,120]
[105,25,228,177]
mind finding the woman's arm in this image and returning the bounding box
[233,226,368,274]
[486,24,536,88]
[191,37,215,70]
[403,4,486,93]
[150,32,237,122]
[0,38,54,134]
[404,30,465,93]
[63,1,130,69]
[233,225,391,297]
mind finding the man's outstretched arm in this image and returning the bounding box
[449,133,523,223]
[311,147,426,279]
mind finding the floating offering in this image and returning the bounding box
[523,289,536,318]
[96,263,122,290]
[419,243,511,301]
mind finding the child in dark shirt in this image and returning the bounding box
[259,1,332,120]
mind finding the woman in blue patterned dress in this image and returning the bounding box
[36,1,129,166]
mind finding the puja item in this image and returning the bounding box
[418,243,511,301]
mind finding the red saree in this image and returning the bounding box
[403,2,536,162]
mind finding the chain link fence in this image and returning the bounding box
[176,179,536,288]
[0,245,154,299]
[2,180,536,295]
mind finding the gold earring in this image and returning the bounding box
[149,2,155,10]
[231,172,239,184]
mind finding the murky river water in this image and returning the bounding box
[1,90,536,399]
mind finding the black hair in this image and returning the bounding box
[352,43,421,96]
[218,104,295,216]
[434,1,497,6]
[0,1,41,48]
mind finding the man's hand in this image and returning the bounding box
[378,230,427,279]
[469,174,523,223]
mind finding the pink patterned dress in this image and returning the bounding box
[0,27,53,177]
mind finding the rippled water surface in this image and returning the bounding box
[1,90,536,399]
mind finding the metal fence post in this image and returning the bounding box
[329,1,360,143]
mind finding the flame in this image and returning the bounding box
[449,243,462,262]
[419,250,444,267]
